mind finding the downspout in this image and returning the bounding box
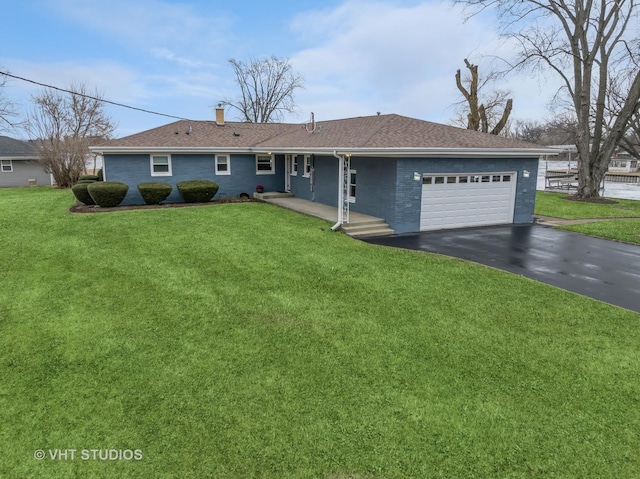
[331,150,343,231]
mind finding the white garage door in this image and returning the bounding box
[420,172,517,231]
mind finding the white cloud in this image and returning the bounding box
[288,0,560,124]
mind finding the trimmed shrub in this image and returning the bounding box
[96,169,104,181]
[87,181,129,207]
[79,174,99,181]
[177,180,219,203]
[71,180,97,205]
[137,182,173,205]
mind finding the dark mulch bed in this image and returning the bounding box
[69,197,258,213]
[562,194,619,204]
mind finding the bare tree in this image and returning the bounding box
[454,59,513,135]
[620,114,640,159]
[222,56,304,123]
[512,119,546,143]
[605,69,640,159]
[457,0,640,198]
[27,83,115,188]
[0,70,21,133]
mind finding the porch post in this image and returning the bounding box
[342,154,351,224]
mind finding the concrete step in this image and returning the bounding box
[341,221,388,233]
[341,219,394,238]
[347,227,395,238]
[343,218,389,227]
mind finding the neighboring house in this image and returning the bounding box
[91,110,555,234]
[0,136,52,188]
[609,150,639,173]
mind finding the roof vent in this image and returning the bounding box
[305,112,316,133]
[233,131,240,137]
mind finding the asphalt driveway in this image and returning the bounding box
[363,224,640,313]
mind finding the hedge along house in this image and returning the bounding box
[0,136,52,188]
[91,110,555,234]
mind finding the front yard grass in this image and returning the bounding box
[535,190,640,219]
[558,219,640,244]
[1,187,639,478]
[536,191,640,243]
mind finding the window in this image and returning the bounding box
[289,155,298,176]
[256,154,275,174]
[447,176,457,184]
[303,155,312,177]
[493,175,501,182]
[502,175,511,182]
[422,176,432,184]
[459,176,468,183]
[215,155,230,175]
[481,175,490,182]
[348,169,356,203]
[434,176,445,184]
[470,176,480,183]
[150,155,171,176]
[1,160,12,172]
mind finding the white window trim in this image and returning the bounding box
[1,159,13,172]
[150,154,172,177]
[303,155,312,177]
[291,155,298,176]
[256,154,275,175]
[348,168,356,203]
[215,154,231,175]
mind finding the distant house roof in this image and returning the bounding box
[0,136,38,158]
[93,114,557,157]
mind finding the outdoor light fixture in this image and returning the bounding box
[413,172,421,181]
[523,170,530,178]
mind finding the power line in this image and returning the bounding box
[0,70,195,121]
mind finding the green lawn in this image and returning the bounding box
[535,191,640,219]
[2,187,640,478]
[558,220,640,244]
[536,191,640,243]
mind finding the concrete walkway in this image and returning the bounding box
[535,214,640,226]
[259,196,378,223]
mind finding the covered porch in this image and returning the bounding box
[254,192,394,238]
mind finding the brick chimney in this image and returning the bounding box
[215,104,225,126]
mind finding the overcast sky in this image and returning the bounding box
[1,0,563,138]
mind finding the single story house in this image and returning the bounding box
[0,136,52,187]
[91,110,555,234]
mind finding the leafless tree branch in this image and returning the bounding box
[27,83,116,188]
[221,56,304,123]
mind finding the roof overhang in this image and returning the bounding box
[91,146,561,158]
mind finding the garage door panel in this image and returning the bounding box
[424,196,512,208]
[420,172,516,231]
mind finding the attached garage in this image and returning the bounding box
[420,172,517,231]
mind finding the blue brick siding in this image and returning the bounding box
[104,153,285,205]
[289,155,313,200]
[312,155,339,207]
[306,156,539,234]
[105,151,539,233]
[349,156,398,224]
[393,157,540,233]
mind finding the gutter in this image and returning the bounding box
[331,150,343,231]
[90,146,561,158]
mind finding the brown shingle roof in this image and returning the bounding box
[96,114,548,152]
